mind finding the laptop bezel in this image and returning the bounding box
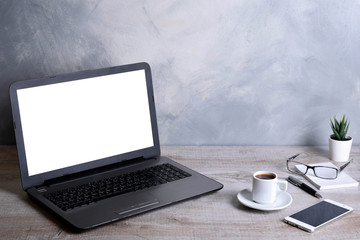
[10,62,160,190]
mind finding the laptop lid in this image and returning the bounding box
[10,62,160,190]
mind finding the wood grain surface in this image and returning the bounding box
[0,145,359,239]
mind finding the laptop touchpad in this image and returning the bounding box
[114,194,159,216]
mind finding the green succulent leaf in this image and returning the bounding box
[341,115,345,123]
[334,116,340,132]
[334,131,341,140]
[344,121,350,136]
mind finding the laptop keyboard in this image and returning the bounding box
[44,163,191,211]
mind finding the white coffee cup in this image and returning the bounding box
[252,171,288,204]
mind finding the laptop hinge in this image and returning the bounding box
[44,172,86,188]
[44,156,153,187]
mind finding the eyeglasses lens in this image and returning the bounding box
[314,167,338,179]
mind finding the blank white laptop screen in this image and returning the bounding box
[17,69,154,176]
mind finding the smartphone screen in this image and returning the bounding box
[284,200,353,232]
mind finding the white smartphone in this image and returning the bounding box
[284,199,353,232]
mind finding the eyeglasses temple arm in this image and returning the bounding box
[339,159,353,172]
[288,153,300,161]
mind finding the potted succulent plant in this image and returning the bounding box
[329,115,352,162]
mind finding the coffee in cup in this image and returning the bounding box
[252,171,287,204]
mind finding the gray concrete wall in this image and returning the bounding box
[1,1,359,145]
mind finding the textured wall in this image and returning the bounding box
[1,1,360,145]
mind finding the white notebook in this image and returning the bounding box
[295,162,359,190]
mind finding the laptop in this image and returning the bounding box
[9,62,223,231]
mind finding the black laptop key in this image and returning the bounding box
[44,163,191,211]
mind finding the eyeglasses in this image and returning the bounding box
[286,153,353,180]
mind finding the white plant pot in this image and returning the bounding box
[329,135,353,162]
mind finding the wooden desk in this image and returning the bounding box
[0,146,359,239]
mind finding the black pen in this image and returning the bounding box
[287,176,322,199]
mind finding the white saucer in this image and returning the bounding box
[237,188,292,211]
